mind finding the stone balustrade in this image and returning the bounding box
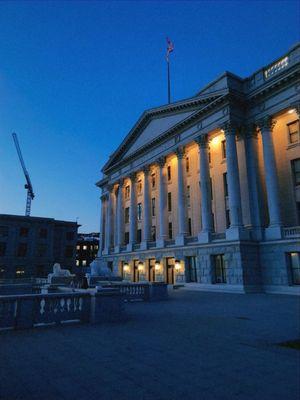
[283,226,300,238]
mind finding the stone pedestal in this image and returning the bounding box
[264,225,282,240]
[226,227,249,241]
[198,231,211,243]
[175,234,186,246]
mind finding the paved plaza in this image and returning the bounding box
[0,290,299,400]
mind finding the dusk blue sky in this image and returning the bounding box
[0,1,299,232]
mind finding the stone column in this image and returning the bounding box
[114,180,123,251]
[97,195,106,256]
[175,146,188,245]
[103,188,113,254]
[222,122,246,240]
[196,134,213,243]
[256,116,282,239]
[128,173,137,250]
[243,125,263,240]
[141,166,151,249]
[157,157,167,247]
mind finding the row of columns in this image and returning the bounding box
[99,116,283,254]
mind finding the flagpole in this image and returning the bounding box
[167,57,171,104]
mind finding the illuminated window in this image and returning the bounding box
[291,159,300,186]
[167,165,171,181]
[125,185,130,199]
[221,140,226,159]
[95,245,98,250]
[287,121,300,144]
[288,252,300,285]
[76,260,80,266]
[82,260,87,266]
[76,245,80,250]
[83,245,87,250]
[264,56,289,79]
[15,267,25,278]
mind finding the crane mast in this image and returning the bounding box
[12,132,35,216]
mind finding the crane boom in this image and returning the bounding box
[12,132,35,216]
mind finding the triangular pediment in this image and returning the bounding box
[103,90,227,172]
[122,110,194,158]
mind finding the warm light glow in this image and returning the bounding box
[211,136,221,146]
[288,109,295,114]
[174,260,181,271]
[155,261,161,271]
[123,263,130,272]
[138,261,144,272]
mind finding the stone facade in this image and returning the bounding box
[95,43,300,294]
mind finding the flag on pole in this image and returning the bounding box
[166,37,174,62]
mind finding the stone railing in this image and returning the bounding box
[165,239,175,246]
[100,282,168,302]
[283,226,300,238]
[186,236,198,244]
[0,289,124,331]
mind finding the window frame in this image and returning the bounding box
[287,120,300,144]
[291,158,300,186]
[167,192,172,212]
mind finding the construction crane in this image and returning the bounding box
[12,132,35,216]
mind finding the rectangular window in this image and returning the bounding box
[36,244,47,257]
[83,245,87,250]
[188,218,192,236]
[151,173,156,189]
[186,157,190,173]
[137,229,142,243]
[151,198,156,217]
[291,158,300,186]
[125,185,130,199]
[288,252,300,285]
[225,209,231,229]
[124,207,130,223]
[287,120,300,144]
[15,267,25,278]
[168,192,172,212]
[137,203,142,221]
[124,231,129,245]
[186,256,197,283]
[39,228,48,239]
[19,227,29,237]
[167,165,171,181]
[213,254,226,284]
[0,242,6,256]
[187,185,191,207]
[168,222,173,239]
[76,260,80,266]
[151,226,156,242]
[223,172,228,197]
[17,243,27,257]
[0,226,8,237]
[221,140,226,159]
[82,260,87,266]
[65,246,73,258]
[137,179,142,195]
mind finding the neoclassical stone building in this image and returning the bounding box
[96,43,300,294]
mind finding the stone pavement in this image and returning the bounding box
[0,290,299,400]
